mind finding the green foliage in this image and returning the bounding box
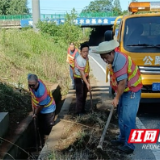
[113,0,122,15]
[0,82,31,113]
[37,21,59,37]
[0,0,29,15]
[81,0,113,13]
[0,81,32,128]
[0,29,71,95]
[37,9,92,47]
[122,10,129,15]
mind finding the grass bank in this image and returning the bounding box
[0,29,70,95]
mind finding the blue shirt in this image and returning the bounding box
[112,52,127,82]
[33,81,56,114]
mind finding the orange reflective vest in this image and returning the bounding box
[66,48,78,67]
[74,58,90,78]
[30,79,55,109]
[109,51,142,92]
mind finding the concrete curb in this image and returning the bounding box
[0,84,61,160]
[38,88,75,160]
[0,112,9,137]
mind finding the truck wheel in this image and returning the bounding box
[104,30,113,41]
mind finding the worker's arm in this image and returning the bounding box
[87,76,90,84]
[36,105,44,114]
[33,105,45,118]
[112,79,127,107]
[79,70,91,90]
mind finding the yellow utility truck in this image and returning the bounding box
[105,2,160,102]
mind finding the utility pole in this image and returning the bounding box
[32,0,40,31]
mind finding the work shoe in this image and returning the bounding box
[111,139,124,146]
[118,145,134,154]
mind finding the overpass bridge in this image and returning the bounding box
[0,12,120,45]
[0,12,120,28]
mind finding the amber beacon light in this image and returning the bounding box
[128,1,160,13]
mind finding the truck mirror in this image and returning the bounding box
[104,30,113,41]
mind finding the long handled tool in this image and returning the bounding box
[89,90,94,112]
[33,109,39,153]
[97,105,114,151]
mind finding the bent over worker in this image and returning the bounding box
[93,40,142,154]
[74,43,91,116]
[28,74,56,146]
[66,43,79,89]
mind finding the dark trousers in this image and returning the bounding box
[69,65,74,86]
[37,111,55,146]
[74,78,88,113]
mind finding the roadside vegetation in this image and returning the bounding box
[0,10,92,137]
[0,10,92,95]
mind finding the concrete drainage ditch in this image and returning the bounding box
[0,84,61,160]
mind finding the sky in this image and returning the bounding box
[27,0,157,14]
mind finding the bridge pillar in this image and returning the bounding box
[32,0,40,31]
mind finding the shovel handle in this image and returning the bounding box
[89,90,93,112]
[97,105,114,150]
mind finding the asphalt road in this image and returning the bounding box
[89,49,160,160]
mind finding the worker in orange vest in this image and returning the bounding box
[28,73,56,147]
[74,43,91,116]
[93,40,142,154]
[66,43,79,89]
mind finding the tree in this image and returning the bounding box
[0,0,10,15]
[81,0,113,13]
[113,0,122,15]
[37,9,92,46]
[0,0,29,15]
[122,10,129,15]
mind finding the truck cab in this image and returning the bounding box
[105,2,160,102]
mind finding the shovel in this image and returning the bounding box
[89,90,94,112]
[97,105,114,151]
[33,109,39,153]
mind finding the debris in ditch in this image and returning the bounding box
[46,109,129,160]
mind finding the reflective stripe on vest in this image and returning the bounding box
[66,48,78,67]
[110,52,142,92]
[30,79,55,109]
[74,59,90,78]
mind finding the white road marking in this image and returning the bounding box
[89,54,110,81]
[88,54,106,74]
[89,54,160,160]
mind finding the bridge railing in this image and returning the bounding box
[78,11,118,17]
[41,14,66,19]
[0,14,32,21]
[0,12,118,21]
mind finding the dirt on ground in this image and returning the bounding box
[46,77,129,160]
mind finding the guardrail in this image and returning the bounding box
[79,11,118,17]
[0,15,32,21]
[0,12,118,21]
